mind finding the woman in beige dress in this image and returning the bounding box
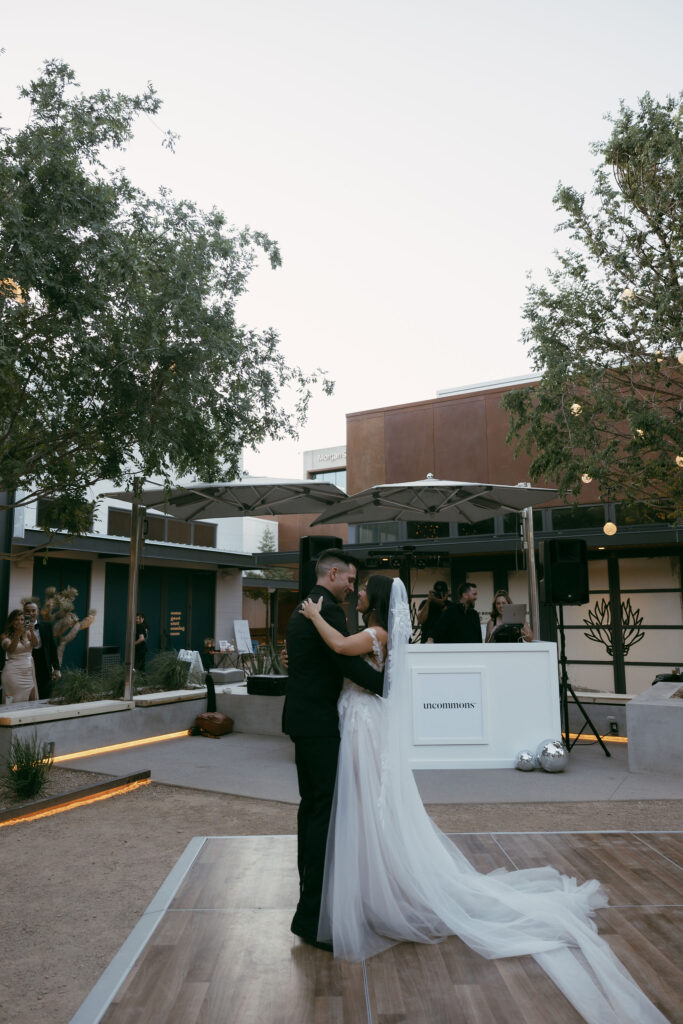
[1,609,39,703]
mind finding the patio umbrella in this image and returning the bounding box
[106,476,347,520]
[104,477,348,698]
[311,476,557,525]
[311,476,559,636]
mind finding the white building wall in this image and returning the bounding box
[7,557,35,612]
[89,561,106,647]
[214,570,246,647]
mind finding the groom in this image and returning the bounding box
[283,548,384,952]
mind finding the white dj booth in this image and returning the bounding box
[394,642,562,769]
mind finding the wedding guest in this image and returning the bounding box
[135,612,149,671]
[485,589,533,643]
[23,600,60,699]
[431,582,482,643]
[1,609,39,703]
[416,580,450,643]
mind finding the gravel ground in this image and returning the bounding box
[0,767,115,814]
[0,771,681,1024]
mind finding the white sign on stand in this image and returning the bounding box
[233,619,253,655]
[412,668,487,744]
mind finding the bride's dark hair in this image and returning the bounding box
[362,575,392,630]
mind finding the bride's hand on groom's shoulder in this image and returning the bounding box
[299,597,323,620]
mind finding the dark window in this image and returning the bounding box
[502,511,543,533]
[407,521,449,540]
[357,522,402,544]
[617,500,675,526]
[312,468,346,490]
[107,507,216,547]
[551,505,605,531]
[36,498,94,533]
[458,517,495,537]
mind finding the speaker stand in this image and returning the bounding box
[556,606,611,758]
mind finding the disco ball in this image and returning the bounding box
[514,750,537,772]
[535,738,569,773]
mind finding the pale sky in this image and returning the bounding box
[3,0,682,479]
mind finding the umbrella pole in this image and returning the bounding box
[522,506,540,638]
[124,500,145,701]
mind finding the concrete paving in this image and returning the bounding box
[63,731,682,805]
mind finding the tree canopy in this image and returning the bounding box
[503,93,683,522]
[0,61,332,533]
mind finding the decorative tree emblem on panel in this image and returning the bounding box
[583,598,645,657]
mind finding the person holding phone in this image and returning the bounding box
[1,609,39,703]
[416,581,450,642]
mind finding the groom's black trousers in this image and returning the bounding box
[291,734,340,936]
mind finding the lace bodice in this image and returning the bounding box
[362,627,385,672]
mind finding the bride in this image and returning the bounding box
[299,576,669,1024]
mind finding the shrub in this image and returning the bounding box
[1,731,54,802]
[50,650,193,704]
[51,668,102,704]
[142,651,191,691]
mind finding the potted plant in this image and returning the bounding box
[243,642,288,696]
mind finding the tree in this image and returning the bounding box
[0,61,332,537]
[503,93,683,522]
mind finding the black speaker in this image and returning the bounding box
[298,535,343,600]
[539,539,589,605]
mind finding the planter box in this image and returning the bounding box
[627,681,683,775]
[0,691,216,760]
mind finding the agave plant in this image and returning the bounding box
[241,642,287,677]
[1,732,54,802]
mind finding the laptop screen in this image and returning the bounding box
[501,603,526,625]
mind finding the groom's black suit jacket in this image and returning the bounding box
[32,621,60,699]
[283,584,384,738]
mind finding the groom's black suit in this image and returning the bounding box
[284,583,384,944]
[32,621,60,699]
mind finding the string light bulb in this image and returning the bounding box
[603,521,617,536]
[678,350,683,364]
[581,473,593,484]
[570,402,582,416]
[676,455,683,468]
[620,287,634,301]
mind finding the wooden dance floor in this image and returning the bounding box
[75,831,682,1024]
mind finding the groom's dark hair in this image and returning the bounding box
[315,548,359,579]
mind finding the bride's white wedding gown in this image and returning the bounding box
[318,623,669,1024]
